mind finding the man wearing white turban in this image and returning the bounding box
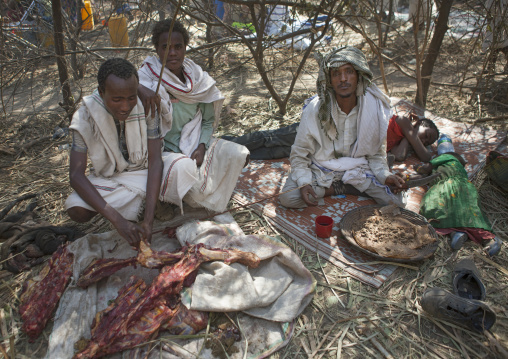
[279,46,405,208]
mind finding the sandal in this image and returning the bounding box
[421,288,496,332]
[483,236,502,257]
[452,258,486,301]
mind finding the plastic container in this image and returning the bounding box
[108,15,129,47]
[81,0,94,31]
[437,134,454,155]
[315,215,333,238]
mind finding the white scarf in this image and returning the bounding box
[70,90,148,177]
[316,84,391,191]
[138,55,225,131]
[350,84,391,157]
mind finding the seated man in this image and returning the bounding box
[387,114,439,163]
[223,111,438,163]
[65,58,172,246]
[137,19,249,214]
[279,46,404,208]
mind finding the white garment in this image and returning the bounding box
[138,55,248,212]
[179,109,202,157]
[70,91,149,177]
[138,55,224,130]
[290,85,393,192]
[65,153,194,220]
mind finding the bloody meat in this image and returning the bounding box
[76,257,137,288]
[19,244,74,340]
[77,241,260,288]
[73,244,259,359]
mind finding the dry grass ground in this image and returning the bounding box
[0,9,507,358]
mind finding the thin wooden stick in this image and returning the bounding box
[198,183,308,221]
[475,254,508,277]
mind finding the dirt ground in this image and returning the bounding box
[1,7,508,359]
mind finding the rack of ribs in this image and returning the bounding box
[19,244,74,340]
[73,244,259,359]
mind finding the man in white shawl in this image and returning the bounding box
[137,19,249,215]
[279,46,405,208]
[65,58,173,246]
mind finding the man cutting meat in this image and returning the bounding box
[65,58,172,246]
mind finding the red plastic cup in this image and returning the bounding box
[315,215,333,238]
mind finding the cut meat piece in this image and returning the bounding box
[19,244,74,340]
[136,240,182,268]
[78,241,260,288]
[75,276,176,359]
[76,257,137,288]
[163,304,208,335]
[73,244,260,359]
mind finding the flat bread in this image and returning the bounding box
[351,209,436,259]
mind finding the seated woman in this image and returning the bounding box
[137,19,249,215]
[387,114,439,163]
[416,152,501,256]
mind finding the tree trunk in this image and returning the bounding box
[415,0,453,107]
[70,0,84,80]
[51,0,75,122]
[205,0,215,68]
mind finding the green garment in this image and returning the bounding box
[420,154,492,230]
[163,100,214,153]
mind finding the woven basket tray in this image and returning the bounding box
[340,204,438,263]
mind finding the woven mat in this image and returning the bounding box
[232,99,506,288]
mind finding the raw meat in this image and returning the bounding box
[76,257,137,288]
[73,244,259,358]
[78,241,260,288]
[19,244,74,340]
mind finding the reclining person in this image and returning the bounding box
[66,58,172,246]
[279,46,405,208]
[387,113,439,163]
[137,19,249,214]
[417,152,501,256]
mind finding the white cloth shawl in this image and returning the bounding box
[70,91,148,177]
[315,84,391,190]
[138,55,225,154]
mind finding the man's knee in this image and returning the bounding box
[169,156,197,175]
[279,190,305,208]
[67,206,96,223]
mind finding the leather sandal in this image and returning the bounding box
[420,288,496,332]
[452,258,486,301]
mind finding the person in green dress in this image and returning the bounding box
[417,152,501,255]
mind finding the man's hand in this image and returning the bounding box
[300,184,318,206]
[385,174,405,194]
[191,143,206,167]
[113,217,146,248]
[140,220,153,244]
[414,163,433,175]
[138,84,161,118]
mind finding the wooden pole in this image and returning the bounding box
[51,0,75,122]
